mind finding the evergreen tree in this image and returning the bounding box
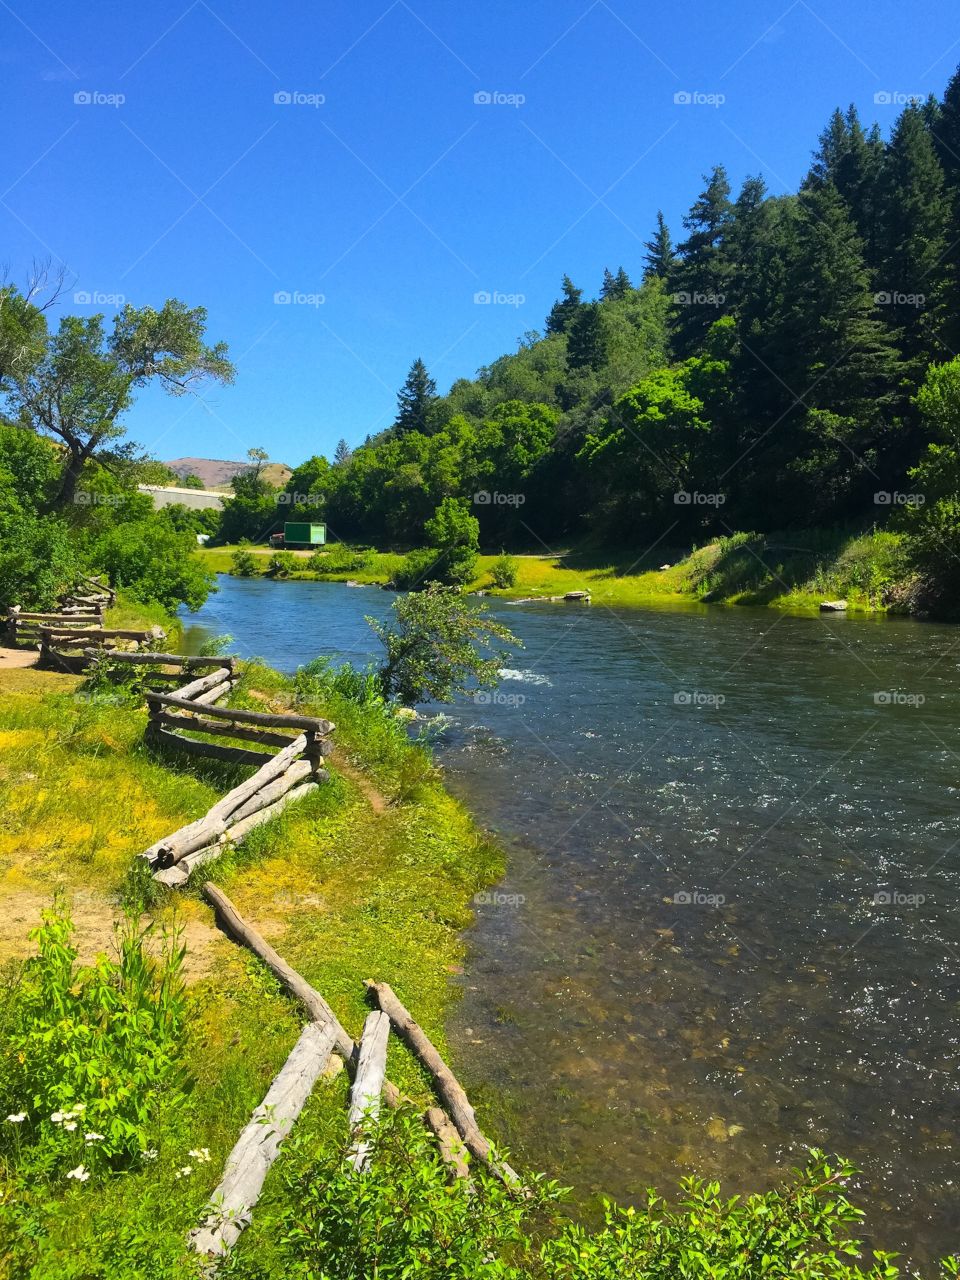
[566,302,606,372]
[333,438,352,466]
[395,358,438,436]
[878,104,951,368]
[600,266,632,300]
[545,276,584,334]
[642,211,675,280]
[806,106,885,269]
[670,167,734,357]
[933,67,960,350]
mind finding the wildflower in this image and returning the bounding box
[84,1132,105,1143]
[6,1113,26,1124]
[142,1148,158,1161]
[66,1164,90,1182]
[188,1148,211,1163]
[174,1165,193,1179]
[71,1103,86,1113]
[63,1121,77,1132]
[51,1111,65,1123]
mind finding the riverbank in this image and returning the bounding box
[198,526,911,615]
[0,650,503,1274]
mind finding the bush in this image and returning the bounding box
[0,510,79,609]
[267,551,296,577]
[490,552,520,588]
[87,520,214,611]
[0,904,189,1172]
[308,543,372,574]
[393,546,446,590]
[230,548,258,576]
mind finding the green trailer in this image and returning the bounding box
[270,522,326,549]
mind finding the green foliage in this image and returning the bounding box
[370,583,520,704]
[308,542,372,574]
[490,552,520,588]
[266,551,296,577]
[0,904,189,1169]
[267,1107,559,1279]
[230,548,258,576]
[88,520,214,611]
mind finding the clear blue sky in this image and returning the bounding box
[4,1,959,468]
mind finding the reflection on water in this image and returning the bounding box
[185,577,960,1268]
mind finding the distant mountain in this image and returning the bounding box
[165,457,292,490]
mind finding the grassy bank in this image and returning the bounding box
[199,527,911,615]
[0,657,501,1277]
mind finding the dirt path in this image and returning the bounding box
[0,646,39,670]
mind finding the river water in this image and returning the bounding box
[183,576,960,1266]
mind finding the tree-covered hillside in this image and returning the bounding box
[267,65,960,608]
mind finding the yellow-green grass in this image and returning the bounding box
[199,528,908,614]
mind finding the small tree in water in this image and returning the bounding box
[369,584,520,705]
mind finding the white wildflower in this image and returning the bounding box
[188,1148,211,1163]
[174,1165,193,1179]
[142,1148,158,1161]
[51,1111,65,1123]
[71,1103,85,1113]
[63,1121,77,1132]
[66,1164,90,1182]
[6,1113,26,1124]
[84,1132,105,1143]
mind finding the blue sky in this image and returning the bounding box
[4,1,959,468]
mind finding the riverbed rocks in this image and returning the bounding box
[819,599,848,611]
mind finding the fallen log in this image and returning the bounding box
[190,1020,337,1261]
[199,885,467,1176]
[153,781,321,887]
[155,712,299,749]
[145,690,333,733]
[203,882,355,1058]
[228,760,315,820]
[365,981,522,1188]
[347,1011,390,1172]
[424,1106,470,1180]
[40,627,155,642]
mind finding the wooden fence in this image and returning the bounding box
[190,885,519,1264]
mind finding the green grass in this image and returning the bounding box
[0,657,503,1277]
[199,528,911,614]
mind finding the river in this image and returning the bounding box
[182,575,960,1267]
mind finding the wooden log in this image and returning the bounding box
[197,884,466,1178]
[11,611,101,622]
[146,725,276,769]
[190,1020,336,1260]
[191,679,236,706]
[347,1011,390,1172]
[40,627,152,641]
[228,760,315,820]
[152,781,321,887]
[155,712,299,749]
[202,882,355,1059]
[171,666,231,701]
[145,690,333,734]
[84,649,236,669]
[143,735,309,865]
[365,981,522,1187]
[424,1106,470,1179]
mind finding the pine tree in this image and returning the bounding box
[670,166,734,357]
[642,211,675,280]
[878,104,951,367]
[395,358,438,435]
[567,302,606,371]
[545,276,584,334]
[600,266,632,301]
[806,106,885,268]
[333,438,352,466]
[933,65,960,350]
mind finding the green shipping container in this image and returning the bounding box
[284,522,326,547]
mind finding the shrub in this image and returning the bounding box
[490,552,520,589]
[308,543,372,574]
[370,583,520,704]
[267,551,296,577]
[0,904,189,1172]
[230,548,257,576]
[87,520,214,611]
